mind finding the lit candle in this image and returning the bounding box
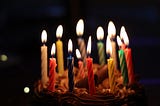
[96,26,106,66]
[86,36,95,95]
[108,21,119,70]
[76,19,87,67]
[41,30,48,89]
[76,49,85,79]
[106,36,116,93]
[48,43,57,92]
[117,36,129,86]
[67,39,74,92]
[56,25,64,76]
[120,26,134,85]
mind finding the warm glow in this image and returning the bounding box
[68,39,73,53]
[51,43,56,56]
[41,30,47,43]
[87,36,91,54]
[76,49,81,59]
[24,87,30,93]
[117,36,122,47]
[120,26,129,46]
[96,26,104,40]
[108,21,116,39]
[1,54,8,61]
[106,35,112,56]
[76,19,84,36]
[56,25,63,38]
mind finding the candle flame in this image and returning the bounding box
[76,19,84,36]
[108,21,116,39]
[117,36,122,47]
[106,35,112,56]
[120,26,129,46]
[56,25,63,38]
[51,43,56,56]
[68,39,73,53]
[96,26,104,40]
[41,30,47,43]
[76,49,81,59]
[87,36,91,54]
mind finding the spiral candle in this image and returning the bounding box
[118,49,129,86]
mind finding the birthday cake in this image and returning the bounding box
[32,20,147,106]
[32,64,147,106]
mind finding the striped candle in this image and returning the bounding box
[96,26,106,66]
[106,36,116,93]
[76,19,87,67]
[117,36,128,86]
[120,26,134,84]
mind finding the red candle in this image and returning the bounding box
[120,26,134,85]
[76,49,85,78]
[86,36,95,95]
[48,43,57,92]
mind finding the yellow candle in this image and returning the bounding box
[56,25,64,76]
[108,21,119,71]
[106,35,116,93]
[41,30,48,88]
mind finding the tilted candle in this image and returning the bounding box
[56,25,64,76]
[96,26,106,66]
[41,30,48,89]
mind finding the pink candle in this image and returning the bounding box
[76,49,85,78]
[48,43,57,92]
[86,36,95,95]
[120,26,134,85]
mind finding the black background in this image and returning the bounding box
[0,0,160,105]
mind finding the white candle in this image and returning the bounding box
[41,30,48,89]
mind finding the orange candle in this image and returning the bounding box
[86,36,95,95]
[120,26,134,85]
[48,43,57,92]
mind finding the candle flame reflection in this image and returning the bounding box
[120,26,129,46]
[51,43,56,56]
[97,26,104,40]
[76,49,81,59]
[41,30,47,43]
[87,36,91,55]
[68,39,73,53]
[76,19,84,36]
[56,25,63,38]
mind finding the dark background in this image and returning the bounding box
[0,0,160,105]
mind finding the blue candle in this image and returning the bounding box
[67,39,74,92]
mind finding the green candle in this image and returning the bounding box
[118,49,129,86]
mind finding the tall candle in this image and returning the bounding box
[96,26,106,66]
[67,39,74,92]
[86,36,95,95]
[120,26,134,84]
[76,19,87,67]
[108,21,119,70]
[106,36,116,93]
[117,36,129,86]
[41,30,48,89]
[56,25,64,76]
[48,43,57,92]
[76,49,85,79]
